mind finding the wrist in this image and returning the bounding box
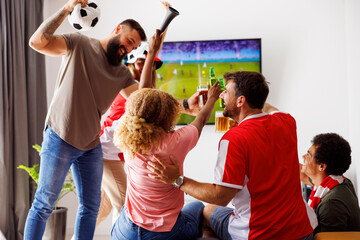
[63,4,75,13]
[147,50,157,58]
[174,175,184,188]
[207,97,218,104]
[183,99,190,110]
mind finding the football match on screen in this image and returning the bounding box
[156,39,262,124]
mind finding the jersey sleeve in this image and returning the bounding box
[213,131,247,189]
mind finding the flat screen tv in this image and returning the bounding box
[156,38,262,124]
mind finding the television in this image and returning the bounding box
[156,38,262,124]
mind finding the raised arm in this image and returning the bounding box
[121,2,170,97]
[29,0,87,56]
[138,30,164,89]
[120,30,164,98]
[190,82,222,136]
[154,1,171,56]
[139,1,170,89]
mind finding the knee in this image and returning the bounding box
[183,201,205,214]
[32,188,59,214]
[78,194,101,215]
[28,200,54,221]
[203,204,219,225]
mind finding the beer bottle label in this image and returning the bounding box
[209,78,217,87]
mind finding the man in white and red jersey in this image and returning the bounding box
[147,71,317,240]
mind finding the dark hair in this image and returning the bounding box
[312,133,351,175]
[223,71,269,109]
[119,19,147,41]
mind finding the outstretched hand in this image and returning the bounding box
[147,155,181,185]
[186,91,201,115]
[64,0,87,12]
[148,30,164,56]
[207,81,222,101]
[161,1,171,12]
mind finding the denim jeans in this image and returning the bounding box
[24,126,103,240]
[210,206,314,240]
[111,201,205,240]
[210,206,233,240]
[299,233,314,240]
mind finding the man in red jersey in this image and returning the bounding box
[147,71,317,240]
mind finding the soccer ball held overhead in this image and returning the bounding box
[68,2,100,31]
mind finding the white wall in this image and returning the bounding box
[346,0,360,198]
[43,0,360,236]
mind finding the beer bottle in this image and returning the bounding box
[219,78,225,108]
[209,67,217,87]
[219,78,225,90]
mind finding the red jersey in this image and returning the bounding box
[214,112,314,240]
[101,93,127,136]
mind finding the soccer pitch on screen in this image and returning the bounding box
[156,61,261,124]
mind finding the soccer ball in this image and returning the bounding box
[68,2,100,31]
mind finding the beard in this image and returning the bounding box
[106,36,127,66]
[223,101,239,119]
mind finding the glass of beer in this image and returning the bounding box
[229,118,239,129]
[197,85,208,108]
[215,111,230,132]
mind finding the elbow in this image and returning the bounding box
[28,39,35,49]
[210,186,237,206]
[28,36,44,51]
[214,198,231,207]
[210,193,232,207]
[28,38,39,50]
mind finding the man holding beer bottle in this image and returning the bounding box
[146,71,317,240]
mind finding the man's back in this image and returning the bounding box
[316,178,360,233]
[215,112,314,239]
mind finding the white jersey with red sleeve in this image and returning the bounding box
[99,93,127,161]
[214,112,315,240]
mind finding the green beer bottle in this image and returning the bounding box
[209,67,217,87]
[219,78,225,108]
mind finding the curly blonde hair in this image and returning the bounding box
[114,88,180,158]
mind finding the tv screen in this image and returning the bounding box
[156,38,262,124]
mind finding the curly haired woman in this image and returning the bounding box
[111,84,222,240]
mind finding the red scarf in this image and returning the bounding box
[308,175,345,209]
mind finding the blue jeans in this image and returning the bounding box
[299,233,314,240]
[111,201,205,240]
[210,206,314,240]
[24,126,103,240]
